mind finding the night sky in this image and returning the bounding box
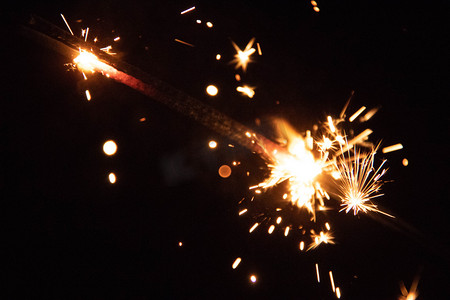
[4,1,450,299]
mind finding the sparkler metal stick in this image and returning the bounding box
[21,15,285,162]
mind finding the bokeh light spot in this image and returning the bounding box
[103,140,117,155]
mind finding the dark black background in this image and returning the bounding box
[3,1,450,299]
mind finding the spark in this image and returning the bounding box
[231,38,256,71]
[232,257,242,269]
[256,121,323,216]
[308,231,335,250]
[60,13,74,35]
[336,287,341,298]
[329,270,336,292]
[299,241,305,250]
[402,158,409,166]
[327,116,336,133]
[206,21,213,28]
[103,140,117,156]
[268,225,275,234]
[360,107,379,122]
[206,85,219,96]
[108,172,116,184]
[81,27,89,42]
[180,6,196,14]
[250,275,257,283]
[382,143,403,153]
[399,278,420,300]
[239,208,248,215]
[237,85,255,98]
[85,89,91,101]
[284,226,290,236]
[315,263,320,282]
[256,42,262,55]
[335,146,393,216]
[349,106,366,122]
[208,140,217,148]
[276,216,282,224]
[249,223,259,233]
[174,38,195,47]
[216,54,221,60]
[113,36,120,42]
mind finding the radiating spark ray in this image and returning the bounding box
[284,226,290,236]
[382,143,403,153]
[232,257,241,269]
[180,6,196,14]
[231,38,256,71]
[60,13,74,35]
[327,116,336,133]
[174,38,195,47]
[360,107,379,122]
[336,287,341,298]
[84,27,89,42]
[237,86,255,98]
[85,89,91,101]
[239,208,248,215]
[315,263,320,282]
[339,90,354,119]
[329,271,336,292]
[349,106,366,122]
[249,223,259,233]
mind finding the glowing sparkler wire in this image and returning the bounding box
[21,15,286,162]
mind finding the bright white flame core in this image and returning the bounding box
[259,135,323,212]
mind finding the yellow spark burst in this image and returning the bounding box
[236,85,255,98]
[308,230,335,250]
[335,146,393,217]
[255,120,324,218]
[399,279,419,300]
[231,38,256,71]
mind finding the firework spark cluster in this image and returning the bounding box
[26,8,412,297]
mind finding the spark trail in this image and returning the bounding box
[21,15,286,162]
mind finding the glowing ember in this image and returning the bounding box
[250,275,257,283]
[315,263,320,282]
[231,38,256,71]
[206,85,219,96]
[232,257,242,269]
[237,85,255,98]
[208,140,217,149]
[103,140,117,156]
[108,172,116,184]
[218,165,232,178]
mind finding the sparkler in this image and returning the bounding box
[21,10,413,298]
[22,15,288,163]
